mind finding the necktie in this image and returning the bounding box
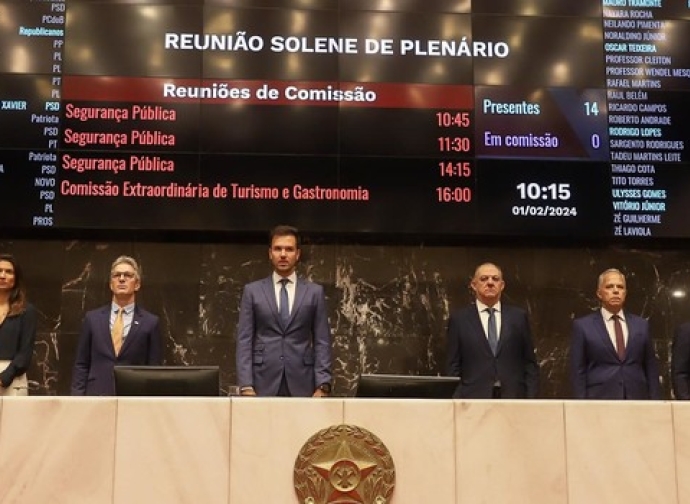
[112,308,124,355]
[279,279,290,323]
[486,307,498,356]
[613,314,625,360]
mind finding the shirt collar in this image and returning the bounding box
[601,307,625,322]
[476,300,501,313]
[273,272,297,285]
[112,302,135,314]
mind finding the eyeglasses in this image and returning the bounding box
[111,271,136,280]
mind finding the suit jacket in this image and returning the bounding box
[71,304,162,396]
[0,304,37,388]
[236,276,332,397]
[570,310,660,400]
[671,321,690,399]
[445,303,539,399]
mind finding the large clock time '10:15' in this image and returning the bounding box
[516,183,572,201]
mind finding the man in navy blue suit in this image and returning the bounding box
[71,255,162,396]
[236,225,332,397]
[672,321,690,399]
[671,320,690,399]
[446,262,539,399]
[570,268,660,400]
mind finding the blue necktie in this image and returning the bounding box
[279,278,290,323]
[486,307,498,355]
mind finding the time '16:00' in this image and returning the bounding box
[436,187,472,203]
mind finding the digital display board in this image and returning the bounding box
[1,0,689,238]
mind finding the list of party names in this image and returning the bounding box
[0,1,64,228]
[603,0,689,237]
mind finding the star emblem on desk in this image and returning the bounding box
[312,440,377,502]
[294,424,395,504]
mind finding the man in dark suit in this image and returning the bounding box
[570,268,660,400]
[71,255,162,396]
[236,225,332,397]
[446,262,539,399]
[672,321,690,399]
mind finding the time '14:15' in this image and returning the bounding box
[439,161,471,177]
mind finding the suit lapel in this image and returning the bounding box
[622,314,635,359]
[290,279,307,326]
[100,306,117,356]
[260,276,282,327]
[594,313,619,359]
[470,305,493,355]
[496,307,506,355]
[279,277,306,330]
[119,307,142,356]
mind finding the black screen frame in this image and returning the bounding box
[355,373,459,399]
[113,365,221,397]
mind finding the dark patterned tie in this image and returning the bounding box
[486,307,498,356]
[613,314,625,360]
[279,278,290,323]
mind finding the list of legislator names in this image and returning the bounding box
[603,0,690,237]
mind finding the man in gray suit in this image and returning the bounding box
[570,268,660,400]
[446,262,539,399]
[236,225,332,397]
